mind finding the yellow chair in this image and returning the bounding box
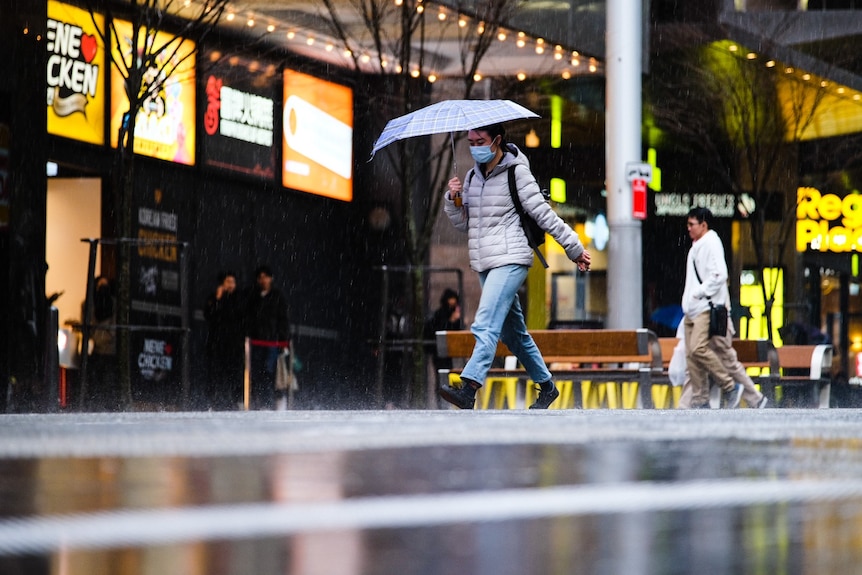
[478,376,518,409]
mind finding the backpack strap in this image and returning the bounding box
[507,165,548,269]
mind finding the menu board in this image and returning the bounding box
[47,1,105,145]
[282,69,353,201]
[109,20,196,165]
[200,50,276,178]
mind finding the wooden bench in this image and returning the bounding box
[435,329,663,409]
[774,345,833,408]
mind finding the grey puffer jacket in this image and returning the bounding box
[444,144,585,273]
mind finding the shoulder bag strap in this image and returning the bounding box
[507,165,548,268]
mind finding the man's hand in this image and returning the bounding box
[447,176,462,197]
[575,250,591,272]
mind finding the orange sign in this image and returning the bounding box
[109,20,195,165]
[282,70,353,201]
[47,1,105,145]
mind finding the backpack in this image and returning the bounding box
[464,165,550,268]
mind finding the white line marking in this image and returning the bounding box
[2,478,862,554]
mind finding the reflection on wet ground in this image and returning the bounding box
[2,410,862,574]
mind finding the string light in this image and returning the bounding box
[219,4,599,82]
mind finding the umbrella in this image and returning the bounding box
[650,305,684,330]
[370,99,540,159]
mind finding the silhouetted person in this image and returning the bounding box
[246,266,290,410]
[204,271,245,410]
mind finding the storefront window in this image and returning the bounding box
[739,267,784,344]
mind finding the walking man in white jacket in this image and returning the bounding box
[681,207,744,409]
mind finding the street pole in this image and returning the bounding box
[605,0,643,329]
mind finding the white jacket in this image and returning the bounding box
[682,228,729,319]
[443,144,585,273]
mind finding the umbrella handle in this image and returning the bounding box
[450,133,457,176]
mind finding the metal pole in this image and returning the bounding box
[78,239,99,410]
[375,266,389,408]
[44,306,60,413]
[179,243,190,408]
[606,0,644,329]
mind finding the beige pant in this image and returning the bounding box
[678,316,764,409]
[684,310,735,407]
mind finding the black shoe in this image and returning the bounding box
[692,402,711,409]
[529,382,559,409]
[439,380,479,409]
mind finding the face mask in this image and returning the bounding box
[470,144,496,164]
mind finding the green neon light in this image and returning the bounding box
[551,95,562,149]
[854,254,859,277]
[550,178,566,203]
[648,147,662,192]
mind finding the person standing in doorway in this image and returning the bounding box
[438,123,591,410]
[424,288,464,372]
[204,271,245,410]
[681,207,744,409]
[246,265,290,410]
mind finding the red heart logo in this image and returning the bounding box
[80,33,97,64]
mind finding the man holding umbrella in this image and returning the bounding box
[438,122,591,409]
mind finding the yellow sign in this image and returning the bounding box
[47,1,105,145]
[797,187,862,252]
[110,20,196,165]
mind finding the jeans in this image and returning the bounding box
[461,264,552,386]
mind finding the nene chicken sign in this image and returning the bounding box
[797,187,862,253]
[46,1,105,145]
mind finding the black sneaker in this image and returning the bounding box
[529,382,559,409]
[439,380,479,409]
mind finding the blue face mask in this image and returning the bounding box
[470,144,496,164]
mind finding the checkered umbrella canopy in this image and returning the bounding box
[370,99,540,158]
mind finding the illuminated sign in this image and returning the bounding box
[654,192,737,217]
[282,69,353,201]
[47,1,105,145]
[201,51,276,178]
[110,20,196,165]
[796,187,862,252]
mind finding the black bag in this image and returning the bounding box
[708,302,728,338]
[693,261,727,338]
[506,165,550,268]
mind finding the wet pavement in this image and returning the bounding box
[2,410,862,574]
